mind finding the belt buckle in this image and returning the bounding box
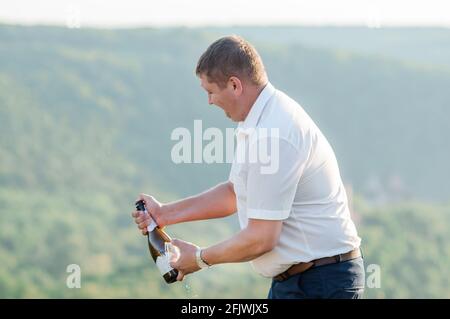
[274,271,289,282]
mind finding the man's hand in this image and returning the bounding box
[169,239,201,281]
[131,193,166,235]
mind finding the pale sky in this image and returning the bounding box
[0,0,449,28]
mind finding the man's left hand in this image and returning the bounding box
[169,239,201,281]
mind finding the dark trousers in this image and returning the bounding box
[268,257,365,299]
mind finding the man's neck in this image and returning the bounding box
[239,82,267,122]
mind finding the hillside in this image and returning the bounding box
[0,25,449,298]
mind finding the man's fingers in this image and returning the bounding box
[138,221,148,229]
[132,210,148,218]
[134,213,141,224]
[134,214,149,224]
[176,271,185,282]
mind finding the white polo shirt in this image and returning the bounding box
[229,82,361,278]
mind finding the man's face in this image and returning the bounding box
[199,74,240,121]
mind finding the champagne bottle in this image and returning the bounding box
[135,200,178,284]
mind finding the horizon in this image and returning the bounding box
[2,22,450,30]
[1,0,449,29]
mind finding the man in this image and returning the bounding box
[131,35,365,299]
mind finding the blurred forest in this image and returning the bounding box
[0,25,449,298]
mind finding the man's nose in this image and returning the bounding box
[208,96,213,105]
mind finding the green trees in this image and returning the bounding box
[354,199,450,298]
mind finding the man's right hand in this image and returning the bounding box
[131,193,166,235]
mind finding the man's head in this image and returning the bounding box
[196,35,268,122]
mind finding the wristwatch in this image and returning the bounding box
[195,247,211,269]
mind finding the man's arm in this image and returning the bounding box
[163,181,237,225]
[133,181,237,231]
[169,218,282,281]
[202,218,282,264]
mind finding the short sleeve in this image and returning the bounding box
[246,137,308,220]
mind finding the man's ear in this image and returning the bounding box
[228,76,243,95]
